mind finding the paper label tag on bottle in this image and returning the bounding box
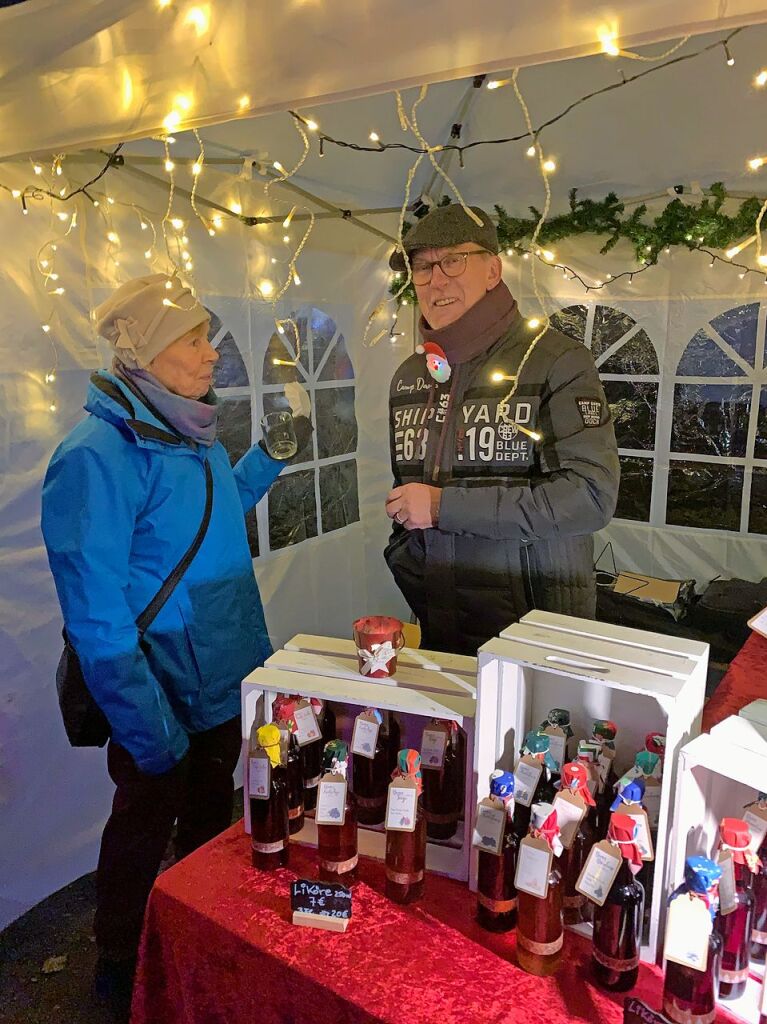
[717,851,737,915]
[643,779,662,829]
[385,777,418,832]
[514,756,543,807]
[472,797,506,855]
[248,753,271,800]
[552,790,587,850]
[576,840,622,907]
[420,726,448,769]
[663,894,712,973]
[351,713,380,760]
[316,774,347,826]
[514,835,553,899]
[745,805,767,853]
[543,726,566,771]
[623,804,654,861]
[597,749,614,786]
[293,700,321,747]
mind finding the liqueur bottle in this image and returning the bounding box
[350,708,389,826]
[662,856,723,1024]
[631,750,662,833]
[422,719,465,841]
[644,731,666,764]
[538,707,574,769]
[385,749,426,904]
[316,740,358,885]
[516,802,564,977]
[557,762,596,926]
[513,730,559,836]
[476,770,519,933]
[591,720,619,837]
[290,694,323,812]
[748,792,767,962]
[249,723,290,870]
[318,698,337,746]
[272,696,305,835]
[715,817,757,1000]
[610,777,651,913]
[591,812,645,992]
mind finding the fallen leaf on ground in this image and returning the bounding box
[41,955,67,974]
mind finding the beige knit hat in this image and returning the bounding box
[94,273,210,369]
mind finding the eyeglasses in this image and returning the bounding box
[410,249,490,285]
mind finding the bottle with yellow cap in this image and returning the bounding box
[385,749,426,904]
[316,740,358,885]
[249,722,290,870]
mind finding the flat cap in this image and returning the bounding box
[390,204,498,272]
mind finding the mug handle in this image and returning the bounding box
[394,631,406,650]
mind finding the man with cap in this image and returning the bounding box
[384,204,619,654]
[41,273,310,1009]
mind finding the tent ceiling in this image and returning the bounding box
[1,0,767,161]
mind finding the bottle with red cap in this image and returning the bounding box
[748,792,767,963]
[516,802,564,977]
[476,770,519,933]
[591,812,645,992]
[385,749,426,904]
[272,696,305,834]
[249,723,290,870]
[316,740,358,885]
[422,719,465,841]
[557,762,596,925]
[715,817,757,1000]
[662,856,723,1024]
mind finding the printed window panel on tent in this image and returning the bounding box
[670,302,767,534]
[261,309,359,552]
[204,307,262,558]
[549,304,659,522]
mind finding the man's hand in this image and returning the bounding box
[385,483,441,531]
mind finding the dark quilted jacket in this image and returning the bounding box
[384,306,620,655]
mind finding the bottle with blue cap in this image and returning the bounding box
[662,856,723,1024]
[476,770,519,933]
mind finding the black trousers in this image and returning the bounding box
[94,715,242,960]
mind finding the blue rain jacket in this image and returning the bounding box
[41,371,283,774]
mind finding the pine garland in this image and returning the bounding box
[389,184,764,305]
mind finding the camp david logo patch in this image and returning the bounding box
[576,397,603,428]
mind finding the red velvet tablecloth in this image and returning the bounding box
[131,826,739,1024]
[702,629,767,732]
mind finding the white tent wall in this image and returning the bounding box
[0,167,411,928]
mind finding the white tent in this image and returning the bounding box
[2,1,767,926]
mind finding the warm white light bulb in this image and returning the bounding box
[144,249,152,259]
[33,164,42,175]
[212,214,223,228]
[306,119,318,132]
[756,70,767,87]
[165,159,175,172]
[192,162,202,175]
[542,158,557,173]
[140,221,148,230]
[259,279,274,297]
[293,269,301,285]
[230,201,242,215]
[487,80,501,90]
[42,324,51,333]
[170,217,184,230]
[181,235,189,245]
[184,6,210,35]
[56,212,69,221]
[238,95,250,112]
[163,111,181,132]
[107,231,119,243]
[208,228,216,237]
[527,318,541,329]
[273,160,285,172]
[11,189,21,198]
[490,371,504,383]
[749,157,765,171]
[541,250,555,262]
[369,131,380,142]
[758,255,767,267]
[283,234,290,243]
[282,206,296,229]
[526,146,536,158]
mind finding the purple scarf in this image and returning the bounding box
[114,360,218,447]
[419,280,518,364]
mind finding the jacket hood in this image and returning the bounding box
[85,370,185,448]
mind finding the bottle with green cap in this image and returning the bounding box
[662,856,723,1024]
[249,721,290,870]
[385,749,426,904]
[512,729,558,837]
[316,740,358,884]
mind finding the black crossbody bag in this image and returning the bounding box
[56,374,215,747]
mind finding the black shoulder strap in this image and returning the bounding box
[136,459,214,634]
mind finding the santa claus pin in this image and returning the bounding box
[420,341,451,384]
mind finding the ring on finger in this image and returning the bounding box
[395,512,406,524]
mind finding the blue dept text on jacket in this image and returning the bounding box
[41,372,283,774]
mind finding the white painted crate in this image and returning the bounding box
[670,717,767,1023]
[475,609,708,963]
[241,634,477,881]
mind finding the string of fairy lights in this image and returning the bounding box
[1,7,767,416]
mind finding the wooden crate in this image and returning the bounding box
[241,635,477,881]
[670,716,767,1022]
[475,609,708,963]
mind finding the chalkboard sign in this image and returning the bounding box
[623,997,670,1024]
[291,879,353,920]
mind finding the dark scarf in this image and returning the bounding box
[113,359,218,447]
[418,280,518,364]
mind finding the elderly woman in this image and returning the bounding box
[41,273,307,1005]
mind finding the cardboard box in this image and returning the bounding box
[671,721,767,1022]
[241,635,477,881]
[476,609,708,963]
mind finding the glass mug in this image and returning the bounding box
[260,411,298,460]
